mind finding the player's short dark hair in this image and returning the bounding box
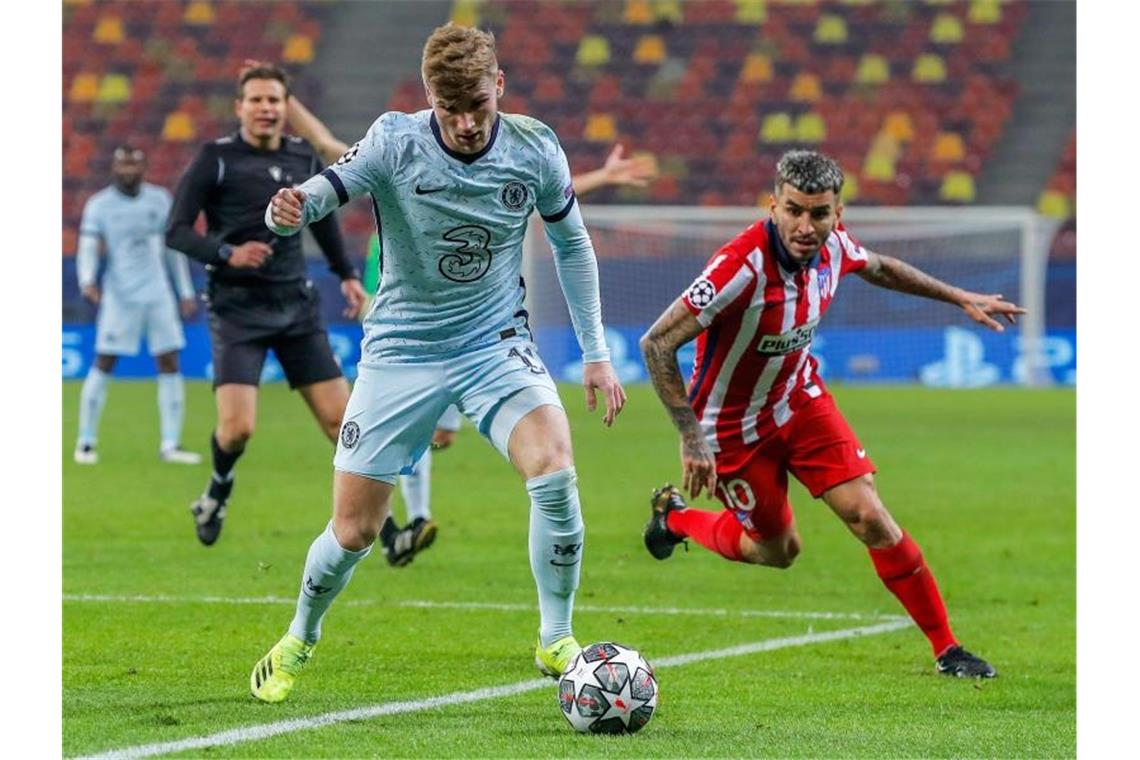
[111,144,145,162]
[237,62,291,99]
[775,150,844,196]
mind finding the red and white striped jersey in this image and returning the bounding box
[681,218,869,471]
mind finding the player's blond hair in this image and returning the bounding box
[421,23,498,105]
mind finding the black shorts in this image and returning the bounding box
[206,280,343,389]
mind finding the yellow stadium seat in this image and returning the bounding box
[760,112,794,143]
[584,114,618,143]
[930,12,964,43]
[940,171,976,202]
[814,14,848,44]
[863,153,896,182]
[184,1,215,26]
[450,0,480,28]
[931,132,966,162]
[855,54,890,85]
[1037,190,1072,219]
[624,0,653,24]
[576,35,611,67]
[740,52,773,83]
[789,72,822,103]
[794,112,827,143]
[734,0,767,24]
[93,15,124,44]
[882,111,915,142]
[96,74,131,105]
[162,112,196,142]
[652,0,684,24]
[283,35,314,64]
[968,0,1002,24]
[841,172,859,201]
[633,35,666,64]
[69,73,99,103]
[912,54,947,83]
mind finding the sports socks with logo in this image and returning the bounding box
[666,507,746,562]
[289,521,373,644]
[156,373,185,452]
[77,367,110,448]
[868,532,957,656]
[399,448,432,522]
[527,467,584,647]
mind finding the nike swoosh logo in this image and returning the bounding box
[414,184,446,195]
[856,448,867,458]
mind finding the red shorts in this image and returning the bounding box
[713,394,876,541]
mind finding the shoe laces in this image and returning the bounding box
[279,642,313,674]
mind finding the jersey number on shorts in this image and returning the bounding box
[440,225,493,283]
[717,478,756,511]
[508,345,547,375]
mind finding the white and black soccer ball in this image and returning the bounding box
[558,641,658,734]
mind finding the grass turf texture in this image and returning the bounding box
[63,381,1074,758]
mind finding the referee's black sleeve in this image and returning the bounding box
[310,212,358,280]
[166,145,225,265]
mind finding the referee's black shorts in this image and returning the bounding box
[206,280,343,389]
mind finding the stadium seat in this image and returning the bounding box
[813,14,848,44]
[96,73,131,105]
[584,113,618,143]
[451,0,481,27]
[69,72,100,103]
[1037,189,1072,219]
[939,170,976,202]
[855,54,890,85]
[161,111,196,142]
[863,152,896,182]
[931,131,966,162]
[794,112,827,143]
[912,54,947,83]
[633,35,666,65]
[623,0,654,25]
[93,15,124,44]
[760,112,794,143]
[283,34,314,63]
[734,0,767,24]
[739,52,773,83]
[968,0,1002,24]
[651,0,684,24]
[576,35,611,67]
[930,12,964,43]
[789,72,822,103]
[882,111,915,142]
[183,1,215,26]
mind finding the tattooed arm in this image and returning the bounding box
[858,251,1027,332]
[639,299,718,499]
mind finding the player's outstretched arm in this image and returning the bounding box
[571,144,659,197]
[640,299,717,499]
[857,251,1027,332]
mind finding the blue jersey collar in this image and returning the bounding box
[429,113,501,165]
[766,219,820,272]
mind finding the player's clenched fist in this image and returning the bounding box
[269,188,306,229]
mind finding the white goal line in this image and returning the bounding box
[72,619,911,760]
[63,593,905,622]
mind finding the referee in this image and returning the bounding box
[166,63,365,546]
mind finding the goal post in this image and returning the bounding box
[522,206,1062,388]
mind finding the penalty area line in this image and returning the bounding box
[73,619,911,760]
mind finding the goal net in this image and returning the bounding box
[522,206,1060,387]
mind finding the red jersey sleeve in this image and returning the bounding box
[834,223,870,276]
[681,224,760,327]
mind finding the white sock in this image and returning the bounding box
[288,522,372,644]
[527,467,584,647]
[77,367,109,447]
[156,373,185,451]
[399,447,432,522]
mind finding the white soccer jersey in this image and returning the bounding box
[77,183,193,303]
[273,110,609,366]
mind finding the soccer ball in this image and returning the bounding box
[558,641,658,734]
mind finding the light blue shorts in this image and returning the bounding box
[333,338,563,483]
[95,292,185,357]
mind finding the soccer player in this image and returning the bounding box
[74,145,200,465]
[285,94,655,568]
[640,150,1018,679]
[248,24,625,703]
[166,63,366,547]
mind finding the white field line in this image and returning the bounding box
[63,594,905,622]
[73,619,910,760]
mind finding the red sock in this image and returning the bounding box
[666,508,745,562]
[868,533,957,657]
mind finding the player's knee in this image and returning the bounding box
[217,419,254,449]
[332,515,379,551]
[156,352,179,373]
[94,355,117,373]
[525,443,574,478]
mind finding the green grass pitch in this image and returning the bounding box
[63,381,1074,758]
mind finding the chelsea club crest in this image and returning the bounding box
[499,181,529,211]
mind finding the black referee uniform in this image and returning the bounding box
[166,132,357,388]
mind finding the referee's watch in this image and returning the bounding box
[217,243,234,263]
